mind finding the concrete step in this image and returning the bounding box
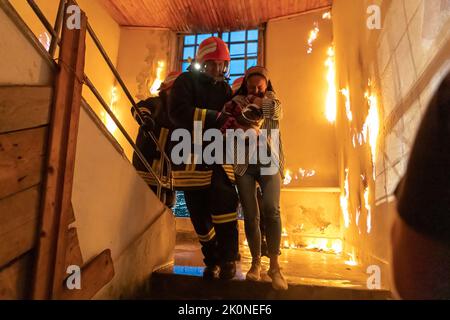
[148,265,391,300]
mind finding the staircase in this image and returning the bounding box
[146,231,391,300]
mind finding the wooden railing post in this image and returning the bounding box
[32,2,114,300]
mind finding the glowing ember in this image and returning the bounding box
[325,46,337,123]
[364,187,372,234]
[307,23,320,54]
[149,61,166,96]
[340,169,350,228]
[340,88,353,122]
[322,11,332,20]
[283,170,292,185]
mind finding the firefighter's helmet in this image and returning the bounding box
[196,37,231,64]
[231,76,245,94]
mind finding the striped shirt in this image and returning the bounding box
[232,91,285,177]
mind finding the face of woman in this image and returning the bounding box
[246,75,267,97]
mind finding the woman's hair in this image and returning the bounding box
[233,74,275,98]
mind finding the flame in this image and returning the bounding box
[364,187,372,234]
[306,238,343,254]
[363,89,380,179]
[299,168,316,179]
[283,240,290,249]
[283,169,293,185]
[243,239,248,246]
[102,86,119,134]
[325,46,337,123]
[149,61,166,96]
[307,23,320,54]
[340,88,352,122]
[322,11,332,19]
[340,169,350,228]
[282,228,288,237]
[356,207,362,235]
[345,250,358,266]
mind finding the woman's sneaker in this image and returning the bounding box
[268,268,288,290]
[246,260,261,281]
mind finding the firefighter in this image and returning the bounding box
[132,71,181,207]
[168,37,240,280]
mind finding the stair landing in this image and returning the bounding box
[149,233,391,300]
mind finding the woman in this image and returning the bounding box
[224,66,287,290]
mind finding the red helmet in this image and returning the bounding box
[196,37,231,64]
[159,71,182,91]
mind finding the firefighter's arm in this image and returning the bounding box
[168,74,197,131]
[131,99,155,125]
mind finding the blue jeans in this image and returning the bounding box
[236,164,282,259]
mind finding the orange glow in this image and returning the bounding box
[325,46,337,123]
[340,169,350,228]
[149,60,166,96]
[340,88,352,122]
[282,228,288,237]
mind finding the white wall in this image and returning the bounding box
[0,3,53,85]
[72,102,176,298]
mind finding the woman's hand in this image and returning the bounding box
[247,95,263,107]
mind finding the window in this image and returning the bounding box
[180,29,259,84]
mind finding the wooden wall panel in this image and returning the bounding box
[0,126,48,200]
[0,252,34,300]
[0,186,40,269]
[0,86,52,134]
